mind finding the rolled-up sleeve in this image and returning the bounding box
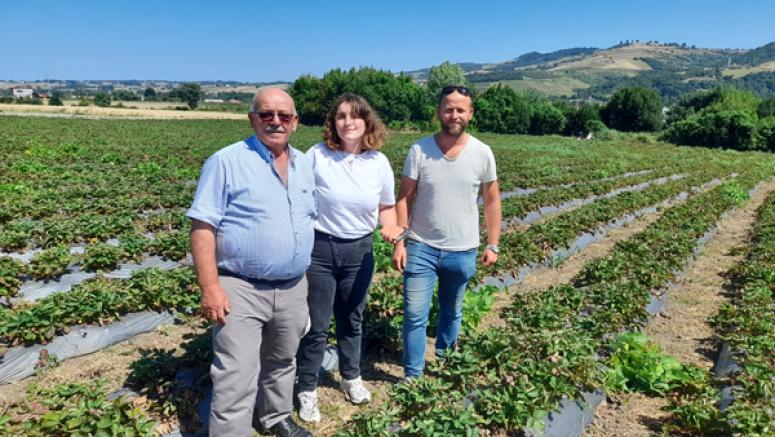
[187,154,228,228]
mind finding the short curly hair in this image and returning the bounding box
[323,93,387,151]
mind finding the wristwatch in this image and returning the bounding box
[486,244,500,254]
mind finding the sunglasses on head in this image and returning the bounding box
[255,111,295,124]
[441,85,472,97]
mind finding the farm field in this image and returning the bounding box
[0,103,246,120]
[1,115,775,436]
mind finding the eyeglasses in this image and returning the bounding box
[254,111,295,124]
[441,85,472,97]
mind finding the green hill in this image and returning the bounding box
[409,41,775,101]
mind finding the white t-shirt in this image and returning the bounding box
[306,143,395,239]
[403,134,497,251]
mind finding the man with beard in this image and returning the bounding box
[188,88,315,437]
[391,85,502,378]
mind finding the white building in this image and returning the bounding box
[13,88,34,98]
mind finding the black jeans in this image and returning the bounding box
[296,230,374,391]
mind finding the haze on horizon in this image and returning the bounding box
[1,0,773,82]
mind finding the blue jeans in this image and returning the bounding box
[402,240,477,377]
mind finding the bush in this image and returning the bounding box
[663,110,760,151]
[16,97,43,105]
[601,87,663,132]
[49,92,64,106]
[758,116,775,152]
[172,82,203,109]
[474,85,531,134]
[93,93,111,107]
[758,98,775,118]
[563,104,602,137]
[529,103,566,135]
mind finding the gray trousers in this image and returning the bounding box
[209,274,309,437]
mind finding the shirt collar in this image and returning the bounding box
[247,135,296,164]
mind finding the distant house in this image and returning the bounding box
[204,98,224,103]
[227,99,241,104]
[13,88,34,98]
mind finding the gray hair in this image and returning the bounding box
[251,87,297,115]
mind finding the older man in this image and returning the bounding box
[392,85,502,378]
[188,88,315,437]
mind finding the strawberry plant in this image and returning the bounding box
[81,242,122,272]
[26,245,72,280]
[667,190,775,436]
[148,229,189,261]
[0,379,156,436]
[119,232,151,261]
[0,257,24,298]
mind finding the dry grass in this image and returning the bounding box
[549,44,699,72]
[722,60,775,78]
[0,103,245,120]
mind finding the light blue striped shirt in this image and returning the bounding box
[187,135,316,280]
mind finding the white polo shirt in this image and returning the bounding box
[306,143,395,239]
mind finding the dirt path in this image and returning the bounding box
[584,177,775,437]
[0,323,203,410]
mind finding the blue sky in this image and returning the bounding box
[1,0,773,82]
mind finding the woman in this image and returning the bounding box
[295,93,402,423]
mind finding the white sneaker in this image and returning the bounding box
[297,390,321,423]
[340,376,371,404]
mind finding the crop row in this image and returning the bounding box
[0,230,188,301]
[363,170,720,348]
[497,167,678,222]
[0,267,198,345]
[667,189,775,436]
[339,170,769,435]
[0,165,684,347]
[478,168,727,283]
[0,208,189,253]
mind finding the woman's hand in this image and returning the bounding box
[380,224,405,243]
[392,242,407,273]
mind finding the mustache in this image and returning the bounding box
[264,126,287,134]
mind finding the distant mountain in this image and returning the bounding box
[409,42,775,101]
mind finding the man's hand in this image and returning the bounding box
[392,243,407,273]
[481,248,498,266]
[380,224,405,244]
[201,283,231,325]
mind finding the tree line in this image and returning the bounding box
[290,64,775,152]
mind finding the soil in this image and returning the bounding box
[0,323,203,414]
[583,177,775,437]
